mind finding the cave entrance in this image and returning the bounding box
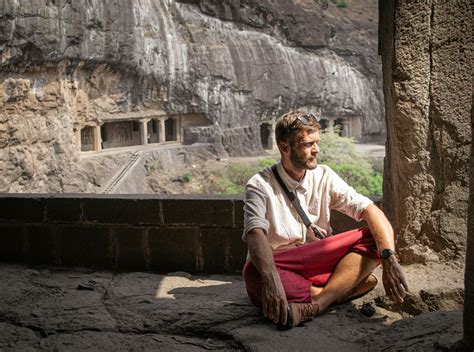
[80,126,94,152]
[165,118,177,142]
[334,118,344,136]
[100,121,141,150]
[260,123,273,149]
[147,120,160,144]
[319,119,329,131]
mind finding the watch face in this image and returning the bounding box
[381,249,394,260]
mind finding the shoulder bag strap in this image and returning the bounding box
[271,164,325,239]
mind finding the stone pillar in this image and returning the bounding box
[140,119,149,145]
[176,117,183,143]
[341,120,350,138]
[466,111,474,349]
[93,125,102,152]
[159,118,166,143]
[75,128,81,152]
[380,0,471,263]
[270,122,276,150]
[351,116,362,140]
[328,119,334,130]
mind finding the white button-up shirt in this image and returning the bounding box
[243,162,373,251]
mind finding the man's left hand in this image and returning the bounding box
[382,256,409,303]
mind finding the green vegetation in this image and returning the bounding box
[337,0,348,8]
[210,130,382,197]
[212,158,277,195]
[318,129,382,196]
[182,171,193,183]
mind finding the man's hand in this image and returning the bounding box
[382,256,409,303]
[305,227,319,244]
[261,270,288,325]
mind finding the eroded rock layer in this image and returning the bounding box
[0,0,383,192]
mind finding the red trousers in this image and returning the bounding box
[242,227,380,307]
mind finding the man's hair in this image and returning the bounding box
[275,110,321,147]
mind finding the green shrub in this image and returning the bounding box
[210,157,277,195]
[337,0,348,8]
[318,129,358,165]
[259,157,278,169]
[320,130,382,196]
[325,160,383,196]
[182,171,193,183]
[215,177,245,195]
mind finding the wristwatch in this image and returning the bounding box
[380,248,395,260]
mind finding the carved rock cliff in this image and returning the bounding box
[0,0,382,192]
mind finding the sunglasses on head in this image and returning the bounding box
[289,113,320,128]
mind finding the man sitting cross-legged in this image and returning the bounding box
[242,110,408,329]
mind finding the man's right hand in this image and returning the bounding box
[261,270,288,325]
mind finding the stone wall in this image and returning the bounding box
[0,194,368,272]
[380,1,472,264]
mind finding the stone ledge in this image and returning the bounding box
[0,194,380,273]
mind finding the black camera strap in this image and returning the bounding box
[271,164,325,240]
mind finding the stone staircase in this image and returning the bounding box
[102,150,143,194]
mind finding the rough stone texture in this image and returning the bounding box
[380,1,472,263]
[464,88,474,349]
[0,263,464,351]
[0,0,384,192]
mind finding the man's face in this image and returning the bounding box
[289,130,320,171]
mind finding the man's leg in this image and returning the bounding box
[243,227,379,328]
[310,252,378,311]
[243,259,312,307]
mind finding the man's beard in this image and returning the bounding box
[290,148,318,171]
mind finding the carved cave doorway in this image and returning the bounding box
[260,123,272,149]
[165,118,176,142]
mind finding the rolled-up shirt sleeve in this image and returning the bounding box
[328,168,373,221]
[242,177,270,241]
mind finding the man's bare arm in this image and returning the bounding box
[362,204,409,302]
[246,228,288,325]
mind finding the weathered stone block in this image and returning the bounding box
[0,196,44,222]
[58,225,112,267]
[82,198,161,225]
[0,224,25,262]
[227,227,247,272]
[162,197,233,227]
[200,227,228,273]
[148,227,200,272]
[201,227,246,273]
[233,198,245,229]
[26,224,57,265]
[113,227,146,270]
[45,197,82,223]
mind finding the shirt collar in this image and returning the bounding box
[277,162,309,193]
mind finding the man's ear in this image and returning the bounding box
[278,141,290,154]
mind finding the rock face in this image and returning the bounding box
[380,1,472,264]
[0,0,383,192]
[466,88,474,349]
